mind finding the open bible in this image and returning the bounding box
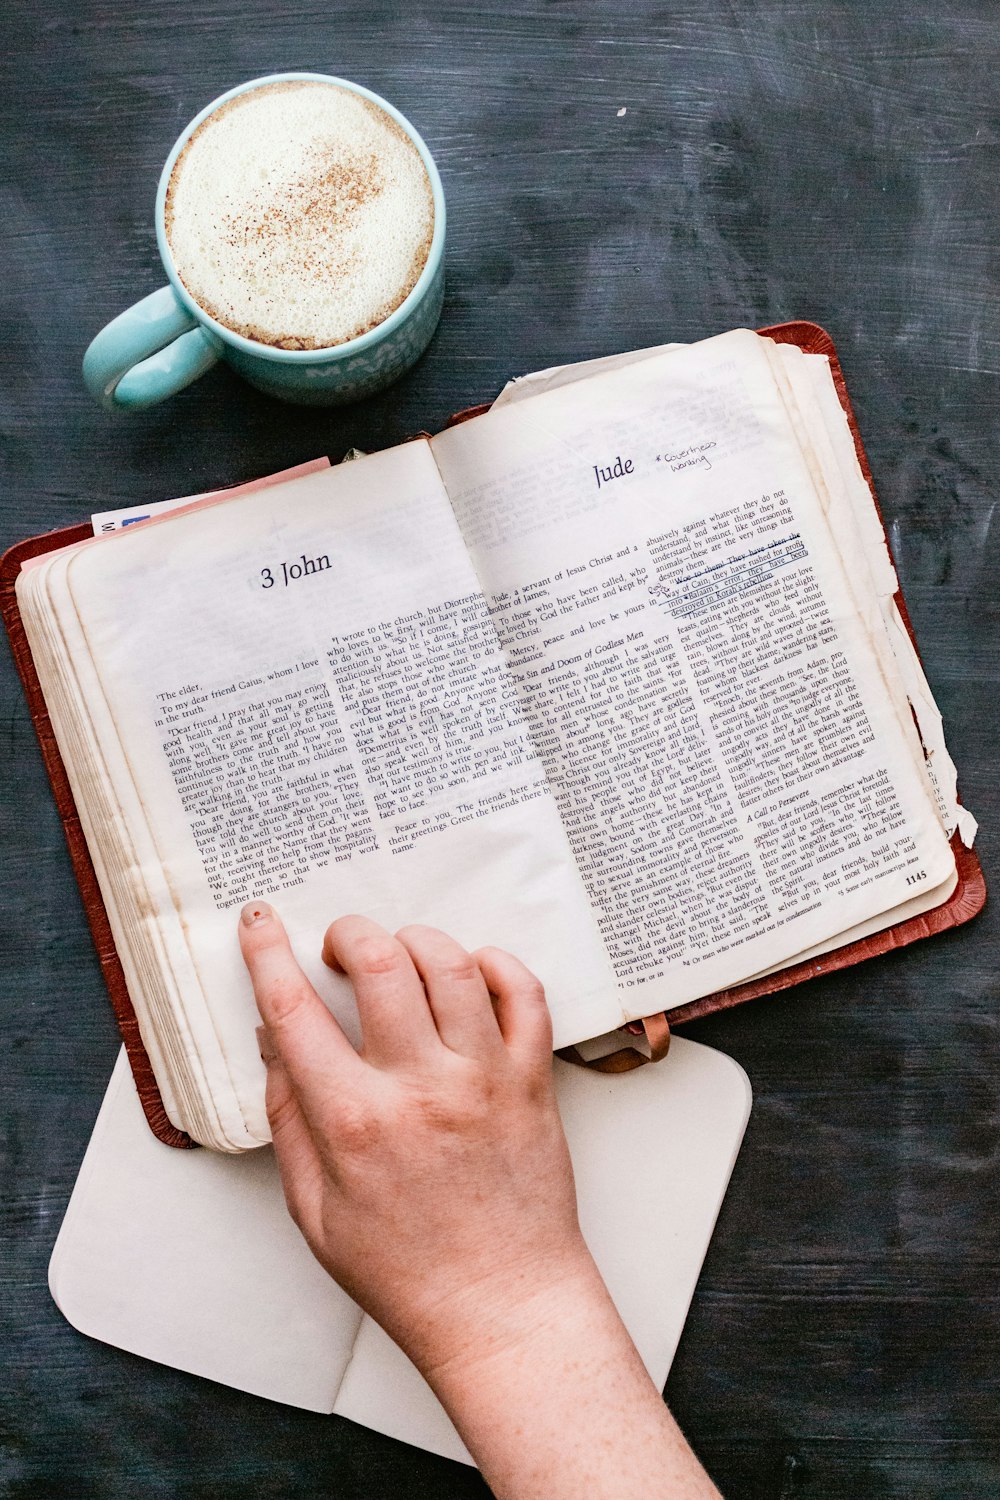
[7,325,982,1151]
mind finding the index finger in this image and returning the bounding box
[239,901,362,1117]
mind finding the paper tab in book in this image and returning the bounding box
[90,456,331,534]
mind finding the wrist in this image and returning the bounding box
[397,1232,604,1383]
[419,1242,616,1392]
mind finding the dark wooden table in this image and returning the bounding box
[3,3,998,1496]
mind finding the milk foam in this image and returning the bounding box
[165,81,434,350]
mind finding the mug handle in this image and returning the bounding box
[83,286,222,410]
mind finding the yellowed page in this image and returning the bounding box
[55,445,620,1147]
[495,337,976,850]
[498,337,969,984]
[787,345,976,846]
[18,552,194,1129]
[430,330,955,1017]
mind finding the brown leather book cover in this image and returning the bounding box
[1,321,985,1146]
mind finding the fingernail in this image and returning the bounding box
[241,900,273,928]
[255,1024,274,1064]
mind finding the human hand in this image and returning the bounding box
[238,905,593,1377]
[240,904,721,1499]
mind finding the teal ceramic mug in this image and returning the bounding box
[83,73,446,409]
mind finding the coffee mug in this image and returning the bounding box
[83,73,446,409]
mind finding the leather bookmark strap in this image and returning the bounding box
[556,1013,671,1074]
[639,1011,672,1061]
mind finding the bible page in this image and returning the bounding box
[493,339,975,848]
[488,335,969,980]
[429,330,955,1017]
[60,445,619,1149]
[786,341,976,847]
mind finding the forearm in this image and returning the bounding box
[421,1252,722,1500]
